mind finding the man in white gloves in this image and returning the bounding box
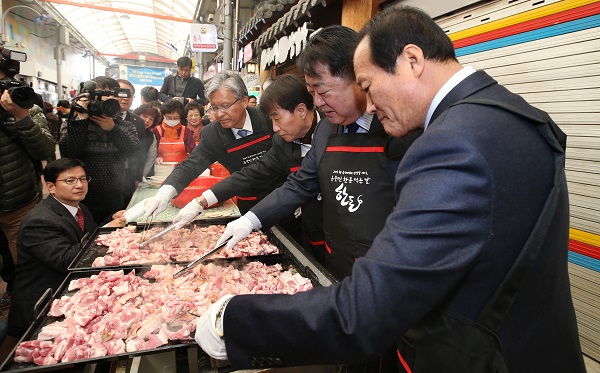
[143,71,284,222]
[193,7,585,373]
[170,75,323,259]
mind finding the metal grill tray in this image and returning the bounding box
[1,227,336,372]
[68,218,285,271]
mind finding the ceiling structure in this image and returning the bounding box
[30,0,254,64]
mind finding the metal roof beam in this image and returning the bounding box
[41,0,193,23]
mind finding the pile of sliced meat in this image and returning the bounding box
[92,225,279,267]
[14,262,313,366]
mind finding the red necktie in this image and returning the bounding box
[76,208,85,232]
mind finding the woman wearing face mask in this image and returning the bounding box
[184,101,204,151]
[155,99,194,164]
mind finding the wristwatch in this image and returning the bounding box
[194,196,208,208]
[214,297,232,339]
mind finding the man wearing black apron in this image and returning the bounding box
[195,8,585,373]
[172,75,325,262]
[144,71,287,219]
[215,26,420,372]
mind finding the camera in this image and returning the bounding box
[0,47,37,112]
[75,80,131,117]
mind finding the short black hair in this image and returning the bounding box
[44,158,87,183]
[161,98,185,117]
[296,25,360,82]
[259,74,314,115]
[360,6,457,74]
[140,86,159,102]
[177,57,193,68]
[57,100,70,108]
[93,76,119,90]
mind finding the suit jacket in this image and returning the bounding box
[249,114,419,230]
[164,107,286,211]
[222,71,585,372]
[7,196,96,337]
[158,74,205,103]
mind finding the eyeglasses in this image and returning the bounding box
[56,176,91,185]
[208,98,240,113]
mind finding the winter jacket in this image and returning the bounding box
[0,105,55,213]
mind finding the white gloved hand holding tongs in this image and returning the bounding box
[173,197,204,229]
[144,185,177,219]
[216,214,260,250]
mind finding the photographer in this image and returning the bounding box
[0,47,55,308]
[159,57,206,105]
[59,76,141,224]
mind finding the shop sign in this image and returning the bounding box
[190,24,218,52]
[260,22,311,71]
[242,73,260,88]
[243,43,253,63]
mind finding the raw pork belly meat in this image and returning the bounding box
[92,225,278,267]
[15,262,313,366]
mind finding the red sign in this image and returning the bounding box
[243,43,253,64]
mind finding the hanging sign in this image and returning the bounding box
[190,24,218,52]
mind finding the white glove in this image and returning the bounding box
[173,199,204,229]
[143,185,177,219]
[216,216,255,250]
[195,295,234,360]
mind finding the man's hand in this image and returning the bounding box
[0,90,30,121]
[195,295,234,360]
[216,216,255,250]
[173,199,204,229]
[144,192,172,219]
[89,115,115,131]
[106,217,126,227]
[112,210,126,220]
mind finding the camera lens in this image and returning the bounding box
[99,98,121,117]
[7,86,36,109]
[88,98,121,117]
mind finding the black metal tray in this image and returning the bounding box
[68,218,285,271]
[2,227,336,372]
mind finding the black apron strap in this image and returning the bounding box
[452,98,566,332]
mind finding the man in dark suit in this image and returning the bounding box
[194,7,585,373]
[172,74,324,261]
[117,79,147,206]
[144,71,288,218]
[159,56,206,105]
[4,158,125,349]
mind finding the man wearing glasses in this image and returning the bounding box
[145,71,287,217]
[4,158,125,349]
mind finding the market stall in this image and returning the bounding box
[0,205,334,372]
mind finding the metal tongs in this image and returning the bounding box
[173,237,231,278]
[138,222,178,249]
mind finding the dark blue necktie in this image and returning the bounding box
[346,122,359,134]
[238,129,250,138]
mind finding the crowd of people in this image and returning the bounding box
[0,5,587,373]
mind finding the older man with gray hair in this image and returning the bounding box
[144,71,285,218]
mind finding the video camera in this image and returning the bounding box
[74,80,131,117]
[0,48,37,112]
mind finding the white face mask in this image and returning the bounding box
[164,118,180,127]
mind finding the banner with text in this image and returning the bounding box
[123,66,166,86]
[190,24,218,52]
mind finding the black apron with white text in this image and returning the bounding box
[317,120,395,280]
[219,128,273,215]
